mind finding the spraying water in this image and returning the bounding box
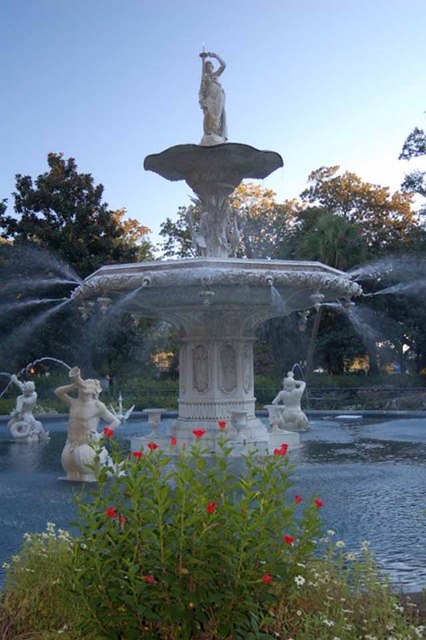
[1,299,73,356]
[270,286,286,313]
[1,297,68,316]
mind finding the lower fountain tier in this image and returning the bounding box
[72,257,361,449]
[72,257,361,326]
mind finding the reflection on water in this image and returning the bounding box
[0,416,425,591]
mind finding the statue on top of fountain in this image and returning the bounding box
[54,366,120,482]
[199,50,227,146]
[267,371,309,432]
[7,375,49,443]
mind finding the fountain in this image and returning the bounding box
[71,50,361,453]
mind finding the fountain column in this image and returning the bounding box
[172,310,267,444]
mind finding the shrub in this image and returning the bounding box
[0,523,91,639]
[72,433,322,639]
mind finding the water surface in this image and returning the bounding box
[0,416,425,591]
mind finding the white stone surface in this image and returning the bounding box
[266,371,309,432]
[199,51,227,145]
[7,375,49,443]
[54,367,120,482]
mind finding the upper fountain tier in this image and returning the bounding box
[144,143,283,196]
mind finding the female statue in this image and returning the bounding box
[199,51,227,145]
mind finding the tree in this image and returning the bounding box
[300,166,417,253]
[0,153,153,278]
[288,209,368,271]
[399,126,426,216]
[0,154,155,376]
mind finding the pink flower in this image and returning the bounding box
[283,534,294,545]
[132,450,143,459]
[294,495,303,504]
[192,429,206,439]
[147,442,159,451]
[261,573,273,583]
[218,420,227,429]
[103,427,114,438]
[273,443,288,456]
[106,506,117,518]
[206,501,219,514]
[315,498,323,508]
[118,514,126,525]
[170,437,177,447]
[143,575,156,584]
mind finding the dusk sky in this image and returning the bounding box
[1,0,426,245]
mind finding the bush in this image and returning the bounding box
[0,523,91,639]
[72,434,322,639]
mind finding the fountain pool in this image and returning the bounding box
[0,414,425,591]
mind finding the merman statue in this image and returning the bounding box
[7,375,49,442]
[269,371,309,432]
[54,366,120,482]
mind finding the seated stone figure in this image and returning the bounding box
[269,371,309,432]
[54,366,120,482]
[7,375,48,442]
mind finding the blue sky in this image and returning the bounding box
[1,0,425,245]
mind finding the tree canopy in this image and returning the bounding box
[399,126,426,216]
[299,166,417,253]
[0,153,153,278]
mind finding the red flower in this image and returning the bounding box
[283,534,294,545]
[147,442,159,451]
[192,429,206,439]
[315,498,323,508]
[118,514,127,525]
[261,573,273,583]
[294,495,303,504]
[273,443,288,456]
[218,420,227,429]
[143,575,156,584]
[106,506,117,518]
[103,427,114,438]
[170,436,177,447]
[132,450,143,459]
[206,500,219,514]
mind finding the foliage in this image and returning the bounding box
[1,441,424,639]
[72,433,322,639]
[0,152,153,278]
[0,523,90,639]
[313,308,369,375]
[299,166,417,253]
[286,209,367,270]
[399,126,426,216]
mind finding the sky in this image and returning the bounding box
[1,0,426,247]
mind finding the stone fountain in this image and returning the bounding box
[71,51,361,452]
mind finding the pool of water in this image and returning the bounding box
[0,416,425,591]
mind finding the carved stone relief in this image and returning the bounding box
[193,344,209,392]
[220,344,237,393]
[243,344,252,393]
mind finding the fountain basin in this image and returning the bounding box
[144,143,283,195]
